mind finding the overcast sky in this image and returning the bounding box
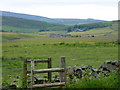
[0,0,119,21]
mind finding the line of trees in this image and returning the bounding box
[67,22,112,32]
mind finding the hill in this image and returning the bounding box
[1,15,118,34]
[1,11,57,24]
[1,16,67,33]
[1,11,106,25]
[54,18,106,25]
[67,22,112,32]
[68,20,118,39]
[67,20,119,32]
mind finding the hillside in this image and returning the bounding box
[1,11,106,25]
[1,16,67,33]
[1,14,119,34]
[1,32,47,41]
[67,20,119,32]
[67,22,112,32]
[68,21,118,39]
[54,18,106,25]
[1,15,118,34]
[1,11,57,24]
[1,11,118,34]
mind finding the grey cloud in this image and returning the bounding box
[1,0,118,7]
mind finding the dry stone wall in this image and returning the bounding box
[66,60,120,82]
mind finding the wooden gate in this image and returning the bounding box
[23,56,66,88]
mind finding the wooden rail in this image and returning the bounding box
[27,68,64,73]
[27,60,49,63]
[23,56,66,88]
[29,82,65,88]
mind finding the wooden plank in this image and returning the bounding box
[60,56,66,88]
[48,57,52,82]
[27,68,64,73]
[29,82,65,88]
[27,60,49,63]
[30,60,35,87]
[23,57,27,88]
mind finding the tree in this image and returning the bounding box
[67,27,72,32]
[74,24,78,29]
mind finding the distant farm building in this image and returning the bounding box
[74,29,86,32]
[50,34,71,38]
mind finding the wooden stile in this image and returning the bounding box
[23,57,66,88]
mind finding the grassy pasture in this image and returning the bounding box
[2,32,48,41]
[1,32,119,88]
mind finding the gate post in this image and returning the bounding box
[23,57,27,88]
[60,56,66,88]
[48,57,52,82]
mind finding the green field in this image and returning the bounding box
[2,31,119,88]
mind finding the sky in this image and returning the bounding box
[0,0,119,21]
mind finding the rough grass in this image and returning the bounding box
[67,73,120,88]
[1,32,48,41]
[2,32,119,88]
